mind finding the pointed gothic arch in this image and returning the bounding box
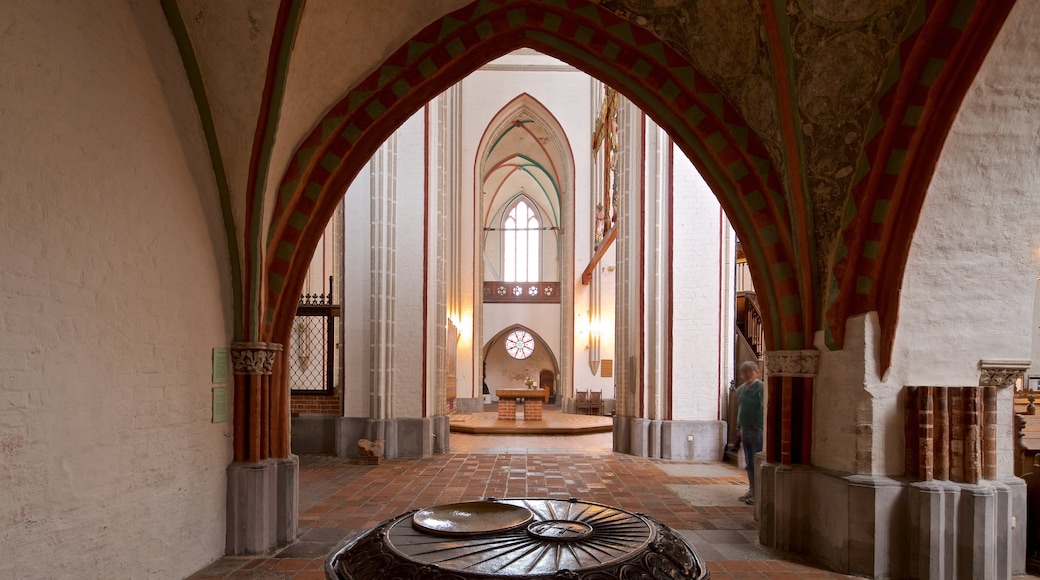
[483,324,561,380]
[261,0,806,366]
[257,0,814,475]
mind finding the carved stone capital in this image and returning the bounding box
[978,359,1030,388]
[764,350,820,377]
[231,342,284,375]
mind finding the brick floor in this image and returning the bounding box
[188,432,1040,579]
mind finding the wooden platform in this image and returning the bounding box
[449,407,613,435]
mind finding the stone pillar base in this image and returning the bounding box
[432,415,450,454]
[907,478,1025,579]
[336,417,445,459]
[660,420,726,460]
[454,398,483,413]
[612,414,628,453]
[611,415,726,460]
[226,456,299,555]
[289,413,337,454]
[757,464,1025,579]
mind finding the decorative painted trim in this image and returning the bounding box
[978,359,1030,388]
[261,0,805,357]
[159,0,244,341]
[231,342,284,375]
[764,349,820,377]
[823,0,1016,366]
[479,63,578,72]
[246,0,306,342]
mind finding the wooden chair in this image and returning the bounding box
[589,391,602,415]
[576,390,591,414]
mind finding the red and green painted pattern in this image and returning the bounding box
[823,0,1016,366]
[262,0,811,352]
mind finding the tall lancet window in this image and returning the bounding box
[503,198,540,282]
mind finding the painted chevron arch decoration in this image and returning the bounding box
[261,0,808,354]
[823,0,1016,367]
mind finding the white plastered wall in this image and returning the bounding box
[813,1,1040,477]
[341,160,372,417]
[671,144,726,422]
[395,112,426,418]
[340,111,426,419]
[1,2,232,577]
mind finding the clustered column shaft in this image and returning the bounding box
[904,386,998,483]
[231,342,284,463]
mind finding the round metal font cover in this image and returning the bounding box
[326,498,709,579]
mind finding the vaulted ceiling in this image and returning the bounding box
[163,0,1017,365]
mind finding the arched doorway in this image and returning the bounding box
[483,325,560,402]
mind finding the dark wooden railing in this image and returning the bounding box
[737,291,765,357]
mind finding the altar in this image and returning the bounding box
[495,389,546,421]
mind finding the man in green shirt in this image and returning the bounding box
[736,360,764,505]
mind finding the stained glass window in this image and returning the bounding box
[503,198,540,282]
[505,330,535,359]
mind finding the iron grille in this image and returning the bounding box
[289,279,339,395]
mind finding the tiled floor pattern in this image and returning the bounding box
[189,433,1040,579]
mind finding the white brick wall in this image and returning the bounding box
[671,145,725,421]
[1,2,232,577]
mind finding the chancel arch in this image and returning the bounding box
[475,91,575,407]
[253,0,1024,575]
[261,1,811,487]
[482,324,561,400]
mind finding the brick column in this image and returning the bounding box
[904,378,1020,484]
[498,399,517,420]
[978,359,1029,480]
[231,342,283,462]
[227,342,296,555]
[763,349,819,465]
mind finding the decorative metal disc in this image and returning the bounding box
[526,520,593,542]
[327,497,709,579]
[390,498,651,574]
[412,501,534,536]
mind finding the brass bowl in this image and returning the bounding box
[411,500,534,536]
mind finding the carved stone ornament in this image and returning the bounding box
[764,349,820,377]
[230,342,283,375]
[978,359,1030,388]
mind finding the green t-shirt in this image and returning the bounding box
[736,379,764,430]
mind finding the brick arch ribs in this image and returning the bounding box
[259,0,811,460]
[822,0,1016,370]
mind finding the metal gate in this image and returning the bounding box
[289,280,339,395]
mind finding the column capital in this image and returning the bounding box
[978,359,1030,388]
[231,342,284,375]
[764,349,820,377]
